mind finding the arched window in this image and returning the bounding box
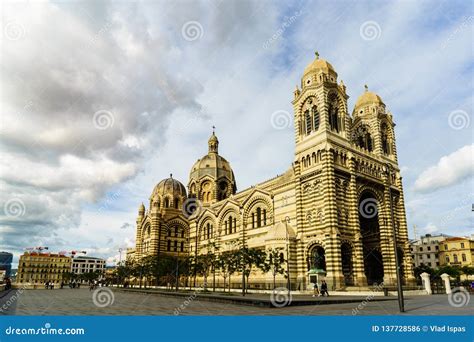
[263,209,267,226]
[167,240,171,252]
[174,226,178,237]
[329,104,339,132]
[233,217,236,231]
[180,242,184,252]
[312,106,320,131]
[252,213,255,228]
[381,123,390,154]
[454,254,458,263]
[305,110,312,135]
[174,198,179,209]
[367,133,373,152]
[256,207,262,227]
[225,220,228,235]
[462,254,467,262]
[164,198,170,208]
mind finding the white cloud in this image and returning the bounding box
[1,0,472,264]
[421,223,439,234]
[414,144,474,192]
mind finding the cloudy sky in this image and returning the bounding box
[1,0,472,267]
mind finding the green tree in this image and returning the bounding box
[413,265,435,280]
[216,250,239,292]
[435,265,461,280]
[263,248,286,290]
[236,246,267,295]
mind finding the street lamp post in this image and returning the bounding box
[175,249,179,292]
[385,163,405,313]
[284,216,291,298]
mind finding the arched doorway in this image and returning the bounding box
[359,191,384,285]
[307,245,326,287]
[341,243,354,286]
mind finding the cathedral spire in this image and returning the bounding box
[208,126,219,154]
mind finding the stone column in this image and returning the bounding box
[322,148,344,289]
[420,272,432,295]
[440,273,452,294]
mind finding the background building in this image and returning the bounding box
[71,256,106,279]
[439,237,474,267]
[409,234,449,269]
[17,252,71,286]
[0,251,13,278]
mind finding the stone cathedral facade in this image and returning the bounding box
[131,53,415,290]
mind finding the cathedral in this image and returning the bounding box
[129,53,415,290]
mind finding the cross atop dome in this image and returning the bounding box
[315,51,319,59]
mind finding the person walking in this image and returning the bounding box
[320,280,329,297]
[311,282,319,297]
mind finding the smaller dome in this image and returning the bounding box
[303,52,336,76]
[355,85,384,108]
[150,175,187,200]
[266,221,296,241]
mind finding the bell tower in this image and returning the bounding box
[292,52,350,164]
[292,52,350,289]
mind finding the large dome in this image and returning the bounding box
[188,130,237,202]
[150,175,187,200]
[190,153,235,180]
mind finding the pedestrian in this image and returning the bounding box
[44,281,49,289]
[311,282,319,297]
[320,280,329,297]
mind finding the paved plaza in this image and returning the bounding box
[0,288,472,316]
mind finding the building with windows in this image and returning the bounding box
[132,53,415,290]
[409,234,449,269]
[0,252,13,278]
[70,256,106,278]
[17,252,71,286]
[439,237,474,267]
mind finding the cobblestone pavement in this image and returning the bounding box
[0,288,472,316]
